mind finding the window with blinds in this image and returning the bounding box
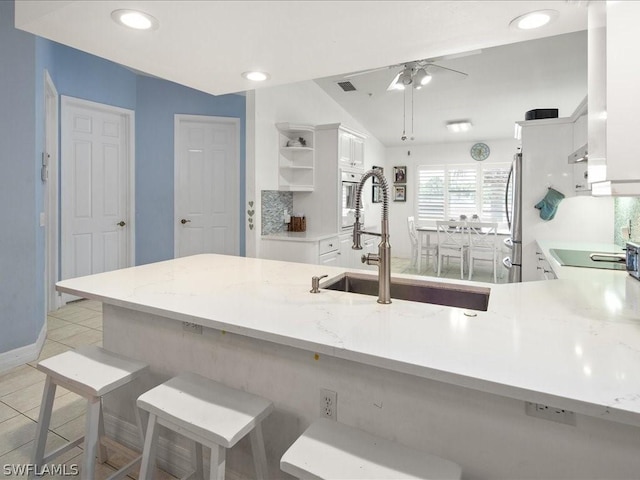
[417,168,445,220]
[481,166,511,222]
[417,163,510,224]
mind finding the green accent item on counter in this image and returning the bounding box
[535,187,565,221]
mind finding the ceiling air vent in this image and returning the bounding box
[336,81,357,92]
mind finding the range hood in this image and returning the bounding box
[568,144,588,163]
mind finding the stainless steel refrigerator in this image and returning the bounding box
[503,148,522,283]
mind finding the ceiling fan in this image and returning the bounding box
[343,54,475,91]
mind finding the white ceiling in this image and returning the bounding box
[15,1,589,146]
[315,30,588,146]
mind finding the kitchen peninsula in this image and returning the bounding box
[56,254,640,479]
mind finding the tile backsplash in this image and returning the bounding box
[261,190,293,235]
[614,197,640,246]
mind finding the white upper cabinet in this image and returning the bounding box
[276,123,315,192]
[588,1,640,195]
[570,111,590,193]
[337,127,366,171]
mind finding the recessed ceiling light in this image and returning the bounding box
[111,9,159,30]
[242,71,271,82]
[446,121,473,133]
[510,10,558,30]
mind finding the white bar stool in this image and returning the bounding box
[281,419,462,480]
[31,345,149,480]
[136,372,274,480]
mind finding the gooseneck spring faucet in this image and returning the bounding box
[352,168,391,304]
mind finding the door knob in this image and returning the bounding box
[180,219,191,224]
[117,221,126,227]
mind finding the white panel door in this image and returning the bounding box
[175,115,239,258]
[61,97,133,288]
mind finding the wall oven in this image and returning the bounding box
[341,170,364,230]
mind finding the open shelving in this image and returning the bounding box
[276,123,315,191]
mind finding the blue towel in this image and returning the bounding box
[535,187,565,221]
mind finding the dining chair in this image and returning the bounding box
[436,221,469,279]
[408,216,437,272]
[467,222,498,282]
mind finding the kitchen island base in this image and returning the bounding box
[101,304,640,480]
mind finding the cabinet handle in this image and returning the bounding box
[328,243,333,247]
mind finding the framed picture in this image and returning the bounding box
[393,185,406,202]
[372,166,384,184]
[372,185,382,203]
[393,166,407,184]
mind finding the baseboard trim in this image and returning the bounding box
[0,322,47,374]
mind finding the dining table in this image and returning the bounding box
[415,223,509,274]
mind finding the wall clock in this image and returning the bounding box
[470,142,490,161]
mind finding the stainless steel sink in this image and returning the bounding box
[321,272,491,311]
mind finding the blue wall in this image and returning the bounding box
[0,0,39,352]
[135,76,246,264]
[50,43,137,110]
[0,2,246,355]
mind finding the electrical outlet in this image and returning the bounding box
[182,322,203,334]
[320,388,337,420]
[525,402,576,426]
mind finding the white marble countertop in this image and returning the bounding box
[261,231,340,242]
[56,249,640,427]
[536,240,628,284]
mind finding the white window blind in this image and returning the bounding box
[481,166,510,222]
[417,168,444,220]
[417,163,510,224]
[447,167,477,219]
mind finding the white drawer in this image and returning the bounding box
[536,251,557,280]
[319,236,339,256]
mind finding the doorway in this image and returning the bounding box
[174,115,240,257]
[44,71,59,313]
[60,96,135,303]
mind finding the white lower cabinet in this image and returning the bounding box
[261,235,339,266]
[337,233,376,270]
[318,236,339,265]
[338,233,353,267]
[261,234,376,270]
[319,250,340,266]
[535,247,557,280]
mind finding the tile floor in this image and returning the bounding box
[0,255,502,479]
[0,300,175,480]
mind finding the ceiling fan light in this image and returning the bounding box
[413,68,432,88]
[386,72,404,91]
[398,68,413,85]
